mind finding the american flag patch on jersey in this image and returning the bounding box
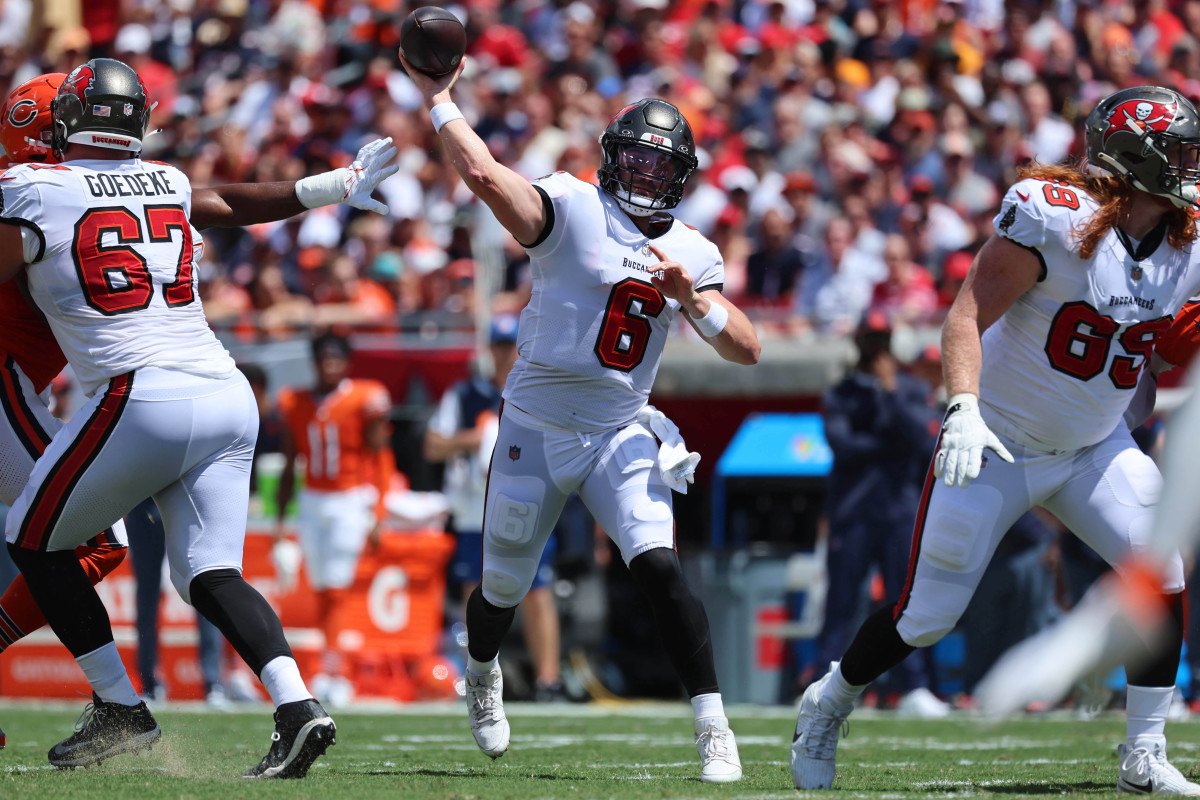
[93,105,111,117]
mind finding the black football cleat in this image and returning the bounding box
[1,722,6,749]
[48,694,160,768]
[244,698,336,779]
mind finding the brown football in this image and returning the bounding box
[400,7,467,77]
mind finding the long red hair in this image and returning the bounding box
[1015,161,1197,259]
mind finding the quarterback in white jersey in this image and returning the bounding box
[0,58,396,777]
[403,55,759,783]
[793,85,1200,796]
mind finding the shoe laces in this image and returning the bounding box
[801,703,850,760]
[73,700,102,733]
[696,724,735,763]
[1122,742,1191,784]
[467,679,501,724]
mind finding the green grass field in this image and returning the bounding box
[0,701,1196,798]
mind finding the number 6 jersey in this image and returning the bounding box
[504,171,724,431]
[0,159,235,395]
[982,176,1200,451]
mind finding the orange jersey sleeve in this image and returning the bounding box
[1158,301,1200,368]
[0,280,66,393]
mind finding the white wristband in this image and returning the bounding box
[693,300,729,338]
[430,102,464,133]
[294,168,349,209]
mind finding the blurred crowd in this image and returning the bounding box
[7,0,1198,343]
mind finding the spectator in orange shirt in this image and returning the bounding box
[314,254,398,328]
[275,332,396,706]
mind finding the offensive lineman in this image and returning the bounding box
[0,59,396,776]
[792,85,1200,795]
[400,56,760,782]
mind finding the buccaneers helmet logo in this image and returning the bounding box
[1103,98,1178,143]
[62,65,95,105]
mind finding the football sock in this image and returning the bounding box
[466,585,516,664]
[260,656,313,707]
[826,663,865,708]
[189,569,293,674]
[690,692,725,721]
[467,654,499,675]
[840,606,916,687]
[1127,591,1184,688]
[77,642,141,706]
[628,547,719,697]
[0,544,126,653]
[6,544,115,657]
[1127,685,1173,745]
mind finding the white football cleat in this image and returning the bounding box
[790,663,852,790]
[897,687,951,719]
[466,666,509,759]
[694,717,741,783]
[1118,736,1200,796]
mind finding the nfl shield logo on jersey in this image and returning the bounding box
[508,445,521,461]
[123,103,134,116]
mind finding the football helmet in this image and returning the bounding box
[1085,85,1200,208]
[0,73,65,165]
[598,98,699,216]
[51,58,152,159]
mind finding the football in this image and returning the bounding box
[400,7,467,77]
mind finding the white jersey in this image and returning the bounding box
[504,172,725,431]
[0,158,235,395]
[981,176,1200,451]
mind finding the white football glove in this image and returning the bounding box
[270,539,303,594]
[293,136,400,214]
[932,393,1014,489]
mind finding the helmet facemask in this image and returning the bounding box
[600,141,693,216]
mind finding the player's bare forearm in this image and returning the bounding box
[683,291,761,365]
[940,304,984,398]
[192,184,307,230]
[434,120,545,245]
[404,56,544,246]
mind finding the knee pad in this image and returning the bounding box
[895,578,975,648]
[481,559,531,608]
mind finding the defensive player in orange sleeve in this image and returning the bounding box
[1156,300,1200,369]
[274,331,395,706]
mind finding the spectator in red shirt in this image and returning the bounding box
[870,235,939,328]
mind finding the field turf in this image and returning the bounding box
[0,700,1197,798]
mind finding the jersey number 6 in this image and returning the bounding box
[594,278,666,372]
[72,204,195,316]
